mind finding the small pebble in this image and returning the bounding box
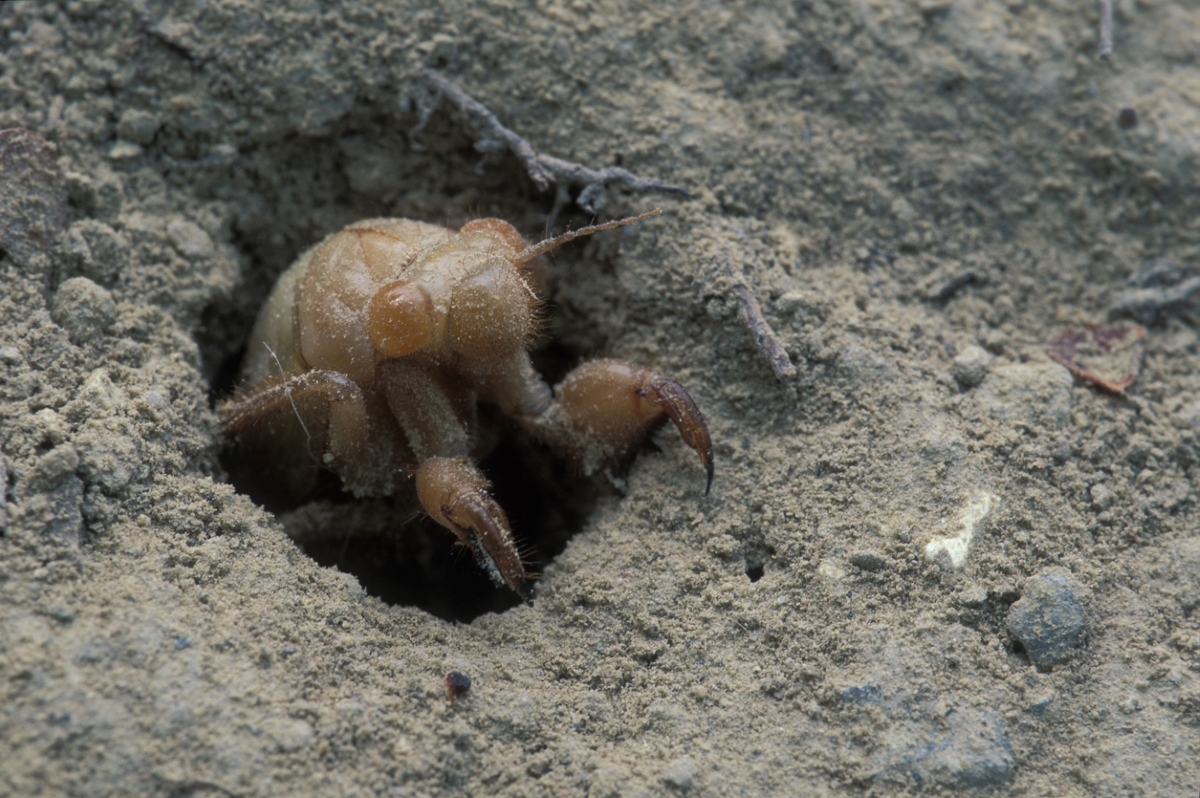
[107,140,142,160]
[1005,569,1086,670]
[975,362,1072,430]
[51,277,115,344]
[116,109,161,145]
[1117,106,1138,129]
[662,756,698,790]
[850,551,887,572]
[46,604,75,623]
[445,671,472,702]
[1089,483,1114,511]
[951,345,992,388]
[840,683,883,704]
[167,219,215,259]
[32,444,79,487]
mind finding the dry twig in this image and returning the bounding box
[417,71,688,227]
[0,451,7,530]
[1111,261,1200,324]
[1097,0,1114,60]
[715,252,796,380]
[131,0,212,61]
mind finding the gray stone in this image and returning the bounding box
[975,362,1072,430]
[51,277,116,345]
[261,717,313,753]
[38,475,84,546]
[0,128,69,271]
[1006,569,1087,670]
[1089,482,1114,511]
[950,345,991,388]
[116,109,161,145]
[662,757,698,790]
[1026,692,1055,717]
[850,551,887,572]
[167,219,215,259]
[61,219,129,286]
[917,710,1013,787]
[840,683,883,704]
[876,706,1013,788]
[31,444,79,488]
[838,341,898,385]
[107,141,142,160]
[1167,537,1200,615]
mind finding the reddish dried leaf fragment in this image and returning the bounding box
[1047,323,1146,394]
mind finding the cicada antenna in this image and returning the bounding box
[514,208,661,264]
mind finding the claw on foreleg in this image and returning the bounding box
[642,376,714,495]
[549,359,714,493]
[415,457,532,601]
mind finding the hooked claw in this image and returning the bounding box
[643,377,714,495]
[442,494,532,602]
[551,359,715,494]
[416,457,532,602]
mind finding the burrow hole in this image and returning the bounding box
[742,539,774,583]
[197,105,639,622]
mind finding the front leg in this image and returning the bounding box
[376,359,531,599]
[496,357,714,493]
[414,457,530,601]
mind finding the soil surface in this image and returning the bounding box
[2,1,1199,795]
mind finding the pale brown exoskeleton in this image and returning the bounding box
[218,209,713,601]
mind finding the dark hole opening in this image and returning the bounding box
[741,539,773,584]
[213,357,601,622]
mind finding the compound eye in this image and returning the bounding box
[367,280,434,358]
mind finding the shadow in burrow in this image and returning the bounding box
[192,104,655,622]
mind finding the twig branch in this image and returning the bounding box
[131,0,212,61]
[1097,0,1114,60]
[715,252,796,380]
[417,71,688,224]
[0,450,7,530]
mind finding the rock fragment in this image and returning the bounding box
[0,128,69,290]
[116,109,161,145]
[975,362,1072,429]
[950,345,991,388]
[849,551,887,572]
[1005,569,1087,670]
[663,757,698,790]
[51,277,116,345]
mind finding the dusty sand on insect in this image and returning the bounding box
[2,1,1199,795]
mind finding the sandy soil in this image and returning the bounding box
[1,0,1198,795]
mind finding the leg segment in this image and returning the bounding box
[376,359,531,599]
[415,457,531,601]
[218,369,397,499]
[513,358,714,493]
